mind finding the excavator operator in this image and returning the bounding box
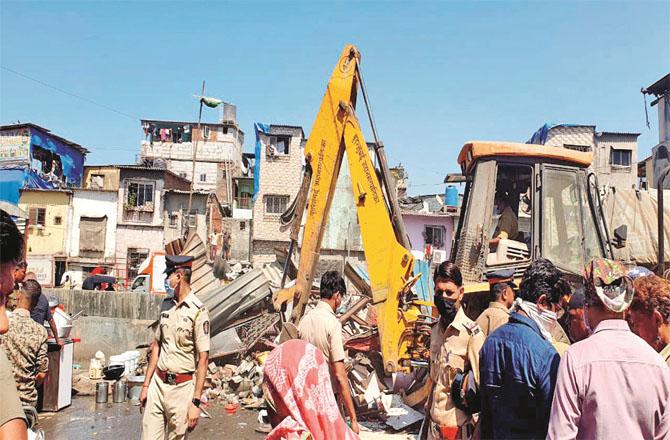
[489,190,518,248]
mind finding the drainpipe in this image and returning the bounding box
[658,165,670,277]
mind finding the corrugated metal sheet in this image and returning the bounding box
[200,268,272,335]
[210,312,279,359]
[180,232,221,297]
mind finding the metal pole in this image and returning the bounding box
[355,59,411,250]
[187,80,205,228]
[658,165,670,276]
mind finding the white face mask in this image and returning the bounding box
[511,298,558,341]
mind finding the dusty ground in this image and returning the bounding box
[38,395,418,439]
[38,396,264,439]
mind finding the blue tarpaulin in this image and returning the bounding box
[0,126,85,204]
[414,259,434,316]
[30,129,84,185]
[0,169,27,205]
[253,122,270,201]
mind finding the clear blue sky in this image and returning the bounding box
[1,1,668,194]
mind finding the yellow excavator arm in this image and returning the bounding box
[274,45,427,373]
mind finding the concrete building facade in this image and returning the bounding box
[66,188,119,286]
[400,194,455,264]
[18,189,73,286]
[251,125,305,266]
[163,190,208,245]
[82,165,191,285]
[641,73,670,189]
[530,124,640,189]
[139,107,244,195]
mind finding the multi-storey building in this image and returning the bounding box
[529,123,639,189]
[251,124,305,266]
[82,165,191,284]
[138,104,244,196]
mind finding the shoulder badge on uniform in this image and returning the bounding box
[203,320,210,335]
[463,321,481,336]
[191,296,205,309]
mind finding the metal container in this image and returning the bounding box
[47,324,73,339]
[127,375,145,401]
[112,381,127,403]
[96,382,108,404]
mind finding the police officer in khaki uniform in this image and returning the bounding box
[475,268,516,336]
[140,255,210,440]
[424,262,485,440]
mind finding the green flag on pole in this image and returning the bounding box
[200,96,224,108]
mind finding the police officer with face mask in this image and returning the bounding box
[423,262,485,440]
[140,255,210,440]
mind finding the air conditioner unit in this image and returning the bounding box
[433,249,447,263]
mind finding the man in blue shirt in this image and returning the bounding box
[479,258,569,439]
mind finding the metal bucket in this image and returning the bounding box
[96,382,108,404]
[127,375,145,401]
[113,381,127,403]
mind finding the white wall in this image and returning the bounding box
[68,189,118,258]
[114,225,165,262]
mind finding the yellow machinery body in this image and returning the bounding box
[274,45,426,373]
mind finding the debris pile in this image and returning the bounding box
[203,353,268,409]
[114,244,428,435]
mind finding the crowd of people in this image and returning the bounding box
[3,204,670,440]
[0,210,59,440]
[261,259,670,440]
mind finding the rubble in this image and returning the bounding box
[202,353,267,409]
[118,245,425,436]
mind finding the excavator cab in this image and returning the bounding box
[451,141,613,315]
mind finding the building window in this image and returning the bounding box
[126,182,154,209]
[265,195,289,215]
[222,127,229,135]
[79,216,107,257]
[169,213,178,228]
[29,207,46,227]
[424,225,445,248]
[89,174,105,189]
[200,173,207,182]
[179,172,188,178]
[276,135,290,154]
[240,222,246,231]
[127,248,149,282]
[269,135,291,155]
[611,149,632,167]
[54,216,62,225]
[203,126,210,140]
[564,144,591,153]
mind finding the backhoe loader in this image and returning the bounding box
[272,45,629,374]
[273,45,429,373]
[450,141,621,314]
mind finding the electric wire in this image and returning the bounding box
[1,65,138,121]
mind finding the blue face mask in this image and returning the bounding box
[164,278,174,296]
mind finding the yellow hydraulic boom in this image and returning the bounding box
[274,45,427,373]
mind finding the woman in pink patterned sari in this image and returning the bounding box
[263,339,360,440]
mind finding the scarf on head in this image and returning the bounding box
[511,297,558,342]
